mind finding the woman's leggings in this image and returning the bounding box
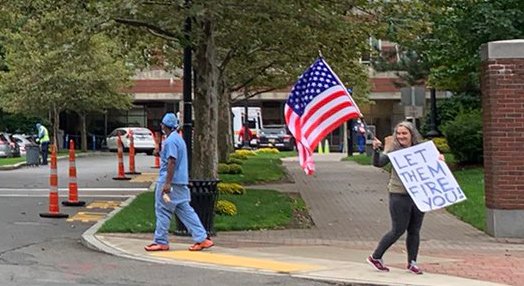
[372,193,425,263]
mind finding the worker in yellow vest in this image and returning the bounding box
[36,123,50,165]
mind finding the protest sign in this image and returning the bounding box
[387,141,467,212]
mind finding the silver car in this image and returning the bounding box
[0,132,21,158]
[106,127,156,155]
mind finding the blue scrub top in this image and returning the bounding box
[157,131,189,185]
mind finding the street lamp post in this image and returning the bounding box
[426,88,441,138]
[182,0,192,173]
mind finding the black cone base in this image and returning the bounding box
[125,171,142,175]
[113,177,131,180]
[62,201,86,207]
[40,212,69,218]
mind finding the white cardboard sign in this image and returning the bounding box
[387,141,467,212]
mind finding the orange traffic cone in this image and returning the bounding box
[40,144,68,218]
[113,135,131,181]
[62,140,85,206]
[151,132,160,169]
[125,130,141,175]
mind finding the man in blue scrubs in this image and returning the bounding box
[145,113,214,252]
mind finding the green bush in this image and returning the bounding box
[218,163,230,174]
[218,182,246,195]
[442,110,483,164]
[226,158,244,165]
[432,137,450,153]
[229,153,248,160]
[227,163,243,174]
[215,200,237,216]
[218,163,243,174]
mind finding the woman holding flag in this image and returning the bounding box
[366,121,440,275]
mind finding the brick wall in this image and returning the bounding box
[481,54,524,209]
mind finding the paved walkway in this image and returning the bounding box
[83,153,524,286]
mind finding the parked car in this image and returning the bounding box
[0,132,21,158]
[257,125,295,151]
[12,134,35,156]
[106,127,155,155]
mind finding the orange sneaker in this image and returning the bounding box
[188,239,214,251]
[144,243,169,251]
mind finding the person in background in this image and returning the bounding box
[35,123,50,165]
[238,122,253,146]
[366,121,444,275]
[354,119,366,154]
[145,113,214,252]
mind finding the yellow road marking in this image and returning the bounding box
[66,212,106,222]
[86,201,121,209]
[150,251,320,273]
[131,172,158,183]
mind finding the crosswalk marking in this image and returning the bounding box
[67,212,106,223]
[86,201,122,209]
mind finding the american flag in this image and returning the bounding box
[285,57,360,175]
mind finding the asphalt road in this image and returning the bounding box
[0,153,342,286]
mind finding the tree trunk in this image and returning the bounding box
[80,113,88,152]
[217,76,233,163]
[51,104,60,150]
[192,17,218,179]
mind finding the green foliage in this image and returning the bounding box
[379,0,524,93]
[218,163,243,174]
[226,158,244,165]
[432,137,450,153]
[215,200,237,216]
[420,93,481,135]
[218,163,231,174]
[442,110,483,164]
[343,154,372,165]
[218,182,246,195]
[227,163,243,174]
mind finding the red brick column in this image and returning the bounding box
[480,40,524,238]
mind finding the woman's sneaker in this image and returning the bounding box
[366,255,390,272]
[407,261,423,275]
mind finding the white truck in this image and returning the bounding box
[231,107,263,148]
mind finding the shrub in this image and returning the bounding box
[226,158,244,165]
[256,148,280,154]
[227,163,243,174]
[442,110,483,164]
[235,149,257,157]
[218,163,230,174]
[218,163,243,174]
[218,182,246,195]
[215,200,237,216]
[432,137,450,153]
[229,153,248,160]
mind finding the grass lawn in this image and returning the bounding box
[342,153,372,165]
[446,168,485,230]
[0,157,26,166]
[98,188,300,233]
[219,151,296,185]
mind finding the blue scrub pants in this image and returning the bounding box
[357,135,366,154]
[153,183,207,245]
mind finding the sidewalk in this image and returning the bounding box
[82,153,524,286]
